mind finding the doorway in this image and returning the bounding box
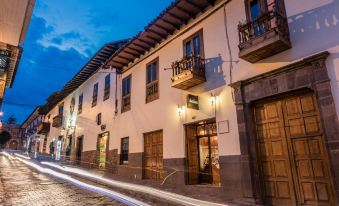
[253,93,336,205]
[76,136,83,164]
[186,119,220,185]
[143,130,163,180]
[97,132,109,169]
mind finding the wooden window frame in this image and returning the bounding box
[183,29,205,58]
[146,57,159,103]
[92,83,98,107]
[121,75,132,113]
[120,137,129,165]
[78,93,83,114]
[244,0,268,22]
[104,74,110,101]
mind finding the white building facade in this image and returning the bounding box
[41,0,339,204]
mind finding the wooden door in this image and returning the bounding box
[282,94,335,206]
[254,100,297,205]
[186,125,199,184]
[144,130,163,180]
[254,93,336,206]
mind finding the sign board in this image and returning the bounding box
[218,120,230,134]
[187,94,199,110]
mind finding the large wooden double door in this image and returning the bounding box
[144,130,163,180]
[254,93,336,205]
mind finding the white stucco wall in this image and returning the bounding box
[44,0,339,161]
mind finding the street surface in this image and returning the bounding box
[0,155,125,206]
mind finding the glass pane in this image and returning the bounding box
[199,137,210,171]
[122,79,126,96]
[126,77,131,94]
[193,36,200,56]
[147,65,152,84]
[152,62,157,81]
[185,41,191,56]
[105,74,110,88]
[250,0,261,20]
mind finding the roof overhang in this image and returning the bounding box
[0,0,36,46]
[107,0,218,70]
[39,40,128,114]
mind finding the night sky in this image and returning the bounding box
[2,0,173,124]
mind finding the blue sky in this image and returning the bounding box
[3,0,173,124]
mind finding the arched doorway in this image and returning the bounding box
[9,140,18,150]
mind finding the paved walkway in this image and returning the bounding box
[0,155,124,206]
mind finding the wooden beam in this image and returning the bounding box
[167,12,187,24]
[206,0,216,6]
[132,42,149,50]
[127,46,145,54]
[117,55,133,62]
[145,35,161,43]
[137,38,156,48]
[161,18,181,30]
[148,28,167,39]
[185,0,205,12]
[124,50,140,58]
[176,5,196,18]
[154,23,174,34]
[110,59,126,67]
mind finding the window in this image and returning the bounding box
[104,74,110,101]
[120,137,129,164]
[58,103,64,116]
[70,97,75,113]
[92,83,98,107]
[96,113,101,125]
[78,93,83,114]
[146,58,159,103]
[183,30,204,57]
[246,0,267,36]
[121,75,131,112]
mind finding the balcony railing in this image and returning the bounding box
[146,80,159,103]
[238,0,291,63]
[37,122,51,135]
[103,88,110,101]
[92,95,97,107]
[121,94,131,112]
[171,55,206,90]
[52,115,63,128]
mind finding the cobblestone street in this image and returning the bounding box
[0,155,125,206]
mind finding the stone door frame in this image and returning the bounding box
[230,51,339,204]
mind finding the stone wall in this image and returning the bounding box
[106,149,118,173]
[81,150,97,168]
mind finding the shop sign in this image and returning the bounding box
[187,94,199,110]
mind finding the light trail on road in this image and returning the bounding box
[41,161,228,206]
[0,152,150,206]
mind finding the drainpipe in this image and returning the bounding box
[114,66,119,116]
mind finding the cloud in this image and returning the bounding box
[2,16,88,123]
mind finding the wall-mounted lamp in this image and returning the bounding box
[209,93,219,116]
[209,93,219,105]
[0,111,4,116]
[177,104,185,117]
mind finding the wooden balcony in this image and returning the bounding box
[52,115,63,128]
[37,122,51,135]
[171,55,206,90]
[238,1,291,63]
